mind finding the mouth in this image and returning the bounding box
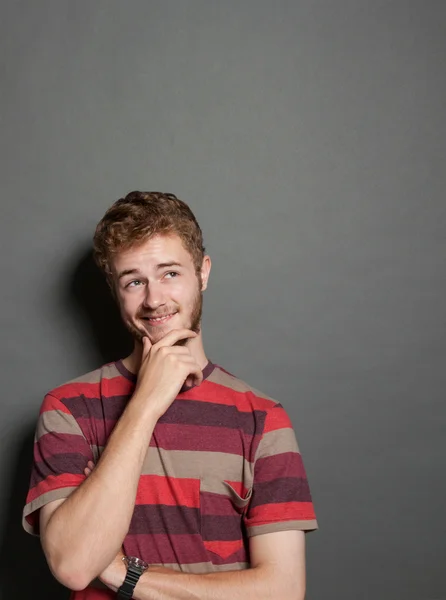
[141,312,177,327]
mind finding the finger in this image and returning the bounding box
[153,329,197,349]
[159,346,191,355]
[84,467,91,477]
[87,460,95,469]
[141,336,153,362]
[182,362,203,387]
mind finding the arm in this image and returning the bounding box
[40,330,202,591]
[100,530,306,600]
[40,400,157,591]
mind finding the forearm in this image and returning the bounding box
[102,564,303,600]
[43,396,158,588]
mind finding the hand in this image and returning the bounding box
[133,329,203,418]
[84,460,95,478]
[98,550,126,592]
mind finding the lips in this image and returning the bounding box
[142,312,177,326]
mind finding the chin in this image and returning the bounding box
[144,322,180,342]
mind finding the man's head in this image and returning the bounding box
[93,191,211,345]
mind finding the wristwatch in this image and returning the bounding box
[116,556,149,599]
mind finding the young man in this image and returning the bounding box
[23,191,318,600]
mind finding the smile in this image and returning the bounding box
[143,313,177,326]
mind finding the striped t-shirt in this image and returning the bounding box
[23,359,317,597]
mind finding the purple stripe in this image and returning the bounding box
[122,533,211,565]
[129,505,200,535]
[160,400,266,434]
[250,477,312,508]
[201,514,244,541]
[61,395,129,421]
[151,423,259,456]
[35,433,90,459]
[59,396,266,437]
[30,453,90,487]
[76,417,115,447]
[200,491,247,517]
[254,452,307,483]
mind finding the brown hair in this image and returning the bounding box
[93,191,205,284]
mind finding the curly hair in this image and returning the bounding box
[93,191,205,284]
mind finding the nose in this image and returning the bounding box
[142,281,166,310]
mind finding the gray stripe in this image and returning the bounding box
[66,362,121,385]
[36,410,85,440]
[247,519,318,537]
[22,487,76,536]
[256,428,300,459]
[165,561,250,573]
[84,447,255,494]
[141,447,255,485]
[208,369,274,401]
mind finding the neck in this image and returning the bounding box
[122,330,209,375]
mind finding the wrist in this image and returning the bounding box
[99,556,126,592]
[117,557,149,600]
[129,391,166,422]
[124,392,162,424]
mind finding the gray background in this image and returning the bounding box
[1,1,445,599]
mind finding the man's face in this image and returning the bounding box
[111,234,210,345]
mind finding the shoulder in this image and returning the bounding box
[41,362,124,410]
[207,364,281,413]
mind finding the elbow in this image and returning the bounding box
[283,586,305,600]
[289,580,306,600]
[278,576,305,600]
[45,552,95,591]
[49,561,93,591]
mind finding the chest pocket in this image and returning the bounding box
[200,478,252,560]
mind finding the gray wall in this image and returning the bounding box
[1,1,445,599]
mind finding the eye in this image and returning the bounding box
[125,280,143,288]
[164,271,179,279]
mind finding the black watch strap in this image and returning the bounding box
[116,564,144,600]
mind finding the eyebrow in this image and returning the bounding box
[117,263,183,280]
[156,261,183,270]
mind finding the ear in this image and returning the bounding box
[200,255,212,291]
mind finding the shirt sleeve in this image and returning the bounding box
[244,403,318,537]
[22,392,94,536]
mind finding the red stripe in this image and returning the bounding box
[246,501,316,524]
[34,433,90,460]
[50,376,133,402]
[149,423,254,455]
[26,473,84,503]
[135,475,200,508]
[183,380,275,412]
[39,394,71,415]
[263,406,293,433]
[204,539,244,559]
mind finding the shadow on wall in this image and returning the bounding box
[67,248,133,364]
[0,249,132,599]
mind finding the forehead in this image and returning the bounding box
[111,234,193,271]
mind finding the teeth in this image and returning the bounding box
[149,314,173,322]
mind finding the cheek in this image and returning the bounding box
[118,293,140,318]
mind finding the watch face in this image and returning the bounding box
[124,556,149,571]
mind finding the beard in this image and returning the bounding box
[124,284,203,347]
